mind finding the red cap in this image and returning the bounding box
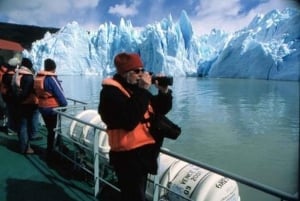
[114,52,143,74]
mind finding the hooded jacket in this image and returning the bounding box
[12,66,38,105]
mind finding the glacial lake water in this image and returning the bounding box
[60,75,299,201]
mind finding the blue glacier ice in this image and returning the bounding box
[23,8,300,81]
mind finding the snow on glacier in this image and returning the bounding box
[23,8,300,81]
[208,8,300,81]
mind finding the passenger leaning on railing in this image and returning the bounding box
[34,58,68,162]
[98,52,173,201]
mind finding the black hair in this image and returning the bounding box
[21,58,33,69]
[44,58,56,71]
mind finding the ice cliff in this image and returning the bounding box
[23,8,300,81]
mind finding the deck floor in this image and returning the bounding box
[0,126,118,201]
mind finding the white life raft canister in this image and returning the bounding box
[147,153,240,201]
[69,109,110,158]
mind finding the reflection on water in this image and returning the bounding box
[61,75,299,201]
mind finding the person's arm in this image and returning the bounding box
[44,76,68,107]
[151,89,173,115]
[99,85,150,131]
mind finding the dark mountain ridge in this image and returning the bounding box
[0,22,59,49]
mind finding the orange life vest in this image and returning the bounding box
[0,69,14,94]
[34,71,60,108]
[14,66,38,104]
[102,78,155,151]
[0,65,8,92]
[0,65,8,82]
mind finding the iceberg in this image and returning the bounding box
[23,8,300,81]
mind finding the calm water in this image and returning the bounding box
[61,75,299,201]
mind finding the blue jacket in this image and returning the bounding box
[38,75,68,116]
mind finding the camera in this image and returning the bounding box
[151,76,173,86]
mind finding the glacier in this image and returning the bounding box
[23,8,300,81]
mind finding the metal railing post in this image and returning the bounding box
[93,127,100,197]
[153,174,160,201]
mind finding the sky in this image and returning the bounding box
[0,0,299,35]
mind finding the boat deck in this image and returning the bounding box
[0,126,118,201]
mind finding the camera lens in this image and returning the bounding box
[151,76,173,86]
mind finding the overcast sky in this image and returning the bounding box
[0,0,299,35]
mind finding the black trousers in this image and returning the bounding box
[115,165,148,201]
[110,148,150,201]
[41,113,58,154]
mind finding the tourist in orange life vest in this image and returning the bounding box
[34,58,67,160]
[12,58,40,154]
[98,52,172,201]
[0,59,8,128]
[1,57,19,135]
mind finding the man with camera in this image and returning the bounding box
[98,52,173,201]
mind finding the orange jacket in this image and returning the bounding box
[0,65,8,82]
[34,71,59,108]
[0,65,8,92]
[102,78,155,151]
